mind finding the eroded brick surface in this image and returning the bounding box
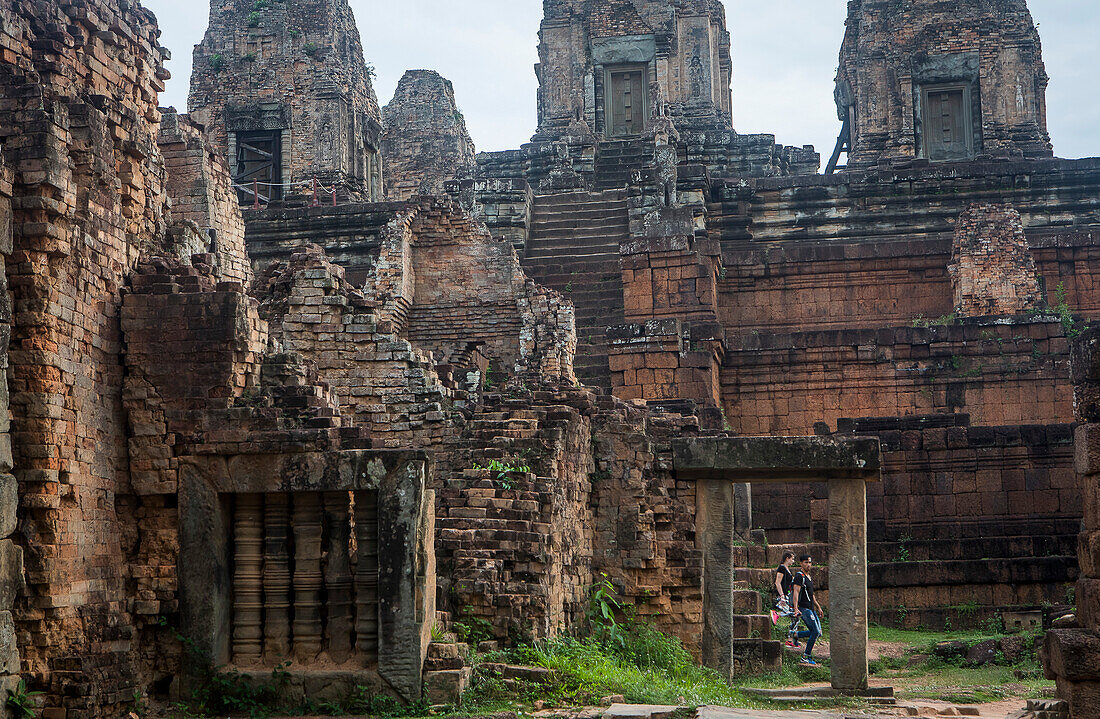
[382,71,475,201]
[950,203,1042,317]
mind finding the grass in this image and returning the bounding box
[865,625,1055,705]
[868,624,994,646]
[462,627,778,712]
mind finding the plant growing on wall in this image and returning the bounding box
[6,681,42,719]
[209,53,223,71]
[303,41,319,58]
[247,11,262,27]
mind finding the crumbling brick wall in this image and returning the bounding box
[381,70,476,201]
[949,203,1042,317]
[0,134,23,701]
[158,110,252,285]
[372,198,576,383]
[435,384,705,656]
[255,245,458,450]
[0,0,172,713]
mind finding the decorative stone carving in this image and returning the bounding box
[232,494,264,663]
[354,490,380,661]
[263,493,292,660]
[292,493,324,661]
[324,491,355,663]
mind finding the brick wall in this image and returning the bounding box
[376,198,576,383]
[435,386,705,656]
[722,321,1072,436]
[158,110,251,285]
[0,131,21,701]
[950,203,1042,317]
[0,0,173,713]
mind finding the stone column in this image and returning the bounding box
[697,478,735,679]
[828,476,869,691]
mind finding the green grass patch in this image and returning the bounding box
[463,626,775,711]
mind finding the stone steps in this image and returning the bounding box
[522,190,628,391]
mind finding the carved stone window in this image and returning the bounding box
[233,130,283,203]
[229,490,379,666]
[921,84,974,161]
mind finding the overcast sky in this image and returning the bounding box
[143,0,1100,163]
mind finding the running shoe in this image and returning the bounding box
[784,639,798,648]
[770,610,780,625]
[799,656,817,666]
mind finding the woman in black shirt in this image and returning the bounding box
[790,554,826,665]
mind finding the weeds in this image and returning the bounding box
[1052,281,1088,338]
[453,615,495,647]
[6,680,42,719]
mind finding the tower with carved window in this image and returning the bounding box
[833,0,1053,170]
[534,0,733,141]
[188,0,384,204]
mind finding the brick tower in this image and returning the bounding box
[833,0,1053,170]
[534,0,733,141]
[188,0,384,204]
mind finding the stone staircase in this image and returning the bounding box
[521,190,628,391]
[594,139,651,191]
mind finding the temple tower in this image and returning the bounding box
[381,70,476,201]
[534,0,733,141]
[188,0,384,204]
[834,0,1053,170]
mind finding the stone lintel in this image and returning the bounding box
[183,449,429,494]
[671,436,882,482]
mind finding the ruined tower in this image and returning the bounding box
[835,0,1053,169]
[381,70,476,201]
[534,0,733,140]
[188,0,384,204]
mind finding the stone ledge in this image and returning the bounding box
[672,436,882,482]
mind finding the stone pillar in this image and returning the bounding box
[323,491,354,663]
[292,493,324,661]
[828,476,869,691]
[231,493,264,663]
[697,479,735,679]
[263,493,292,660]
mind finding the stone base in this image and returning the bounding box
[235,669,390,705]
[730,639,782,676]
[423,667,472,705]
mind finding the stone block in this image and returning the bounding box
[0,541,23,611]
[422,668,470,705]
[0,611,17,674]
[1043,629,1100,682]
[0,475,15,539]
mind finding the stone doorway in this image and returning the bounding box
[606,66,647,137]
[672,436,882,692]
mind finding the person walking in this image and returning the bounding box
[789,554,825,665]
[771,551,800,647]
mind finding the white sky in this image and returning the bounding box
[143,0,1100,162]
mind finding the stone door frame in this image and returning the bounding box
[672,436,882,692]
